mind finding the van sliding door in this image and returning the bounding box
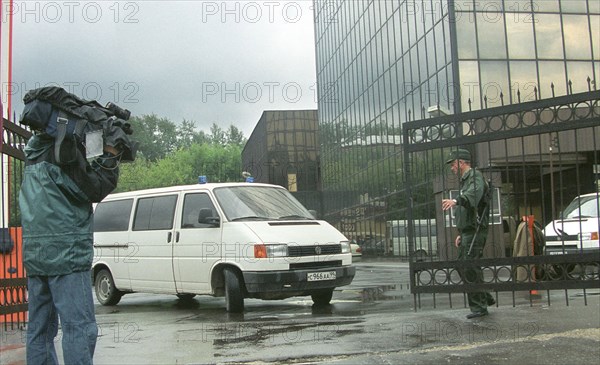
[128,194,178,293]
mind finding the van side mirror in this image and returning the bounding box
[308,209,318,219]
[198,208,220,227]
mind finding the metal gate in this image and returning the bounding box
[403,86,600,309]
[1,114,31,329]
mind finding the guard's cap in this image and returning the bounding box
[445,149,471,164]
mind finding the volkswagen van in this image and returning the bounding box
[92,182,355,312]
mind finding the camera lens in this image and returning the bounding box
[105,102,131,120]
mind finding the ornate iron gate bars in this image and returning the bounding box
[402,89,600,306]
[1,116,31,328]
[403,90,600,150]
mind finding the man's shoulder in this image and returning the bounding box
[471,168,486,180]
[462,168,478,179]
[463,168,487,188]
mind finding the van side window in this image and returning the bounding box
[94,199,133,232]
[133,195,177,231]
[181,193,218,229]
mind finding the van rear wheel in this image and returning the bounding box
[311,288,334,306]
[95,269,122,306]
[224,268,244,313]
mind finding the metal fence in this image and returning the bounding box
[403,87,600,309]
[1,115,31,329]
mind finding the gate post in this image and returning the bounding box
[1,116,31,329]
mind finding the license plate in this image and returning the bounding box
[549,251,565,255]
[307,271,336,282]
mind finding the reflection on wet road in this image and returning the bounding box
[5,260,598,364]
[88,260,599,364]
[90,261,409,363]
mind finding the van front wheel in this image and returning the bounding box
[311,288,334,306]
[95,269,122,306]
[224,268,244,313]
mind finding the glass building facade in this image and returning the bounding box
[313,0,600,247]
[241,110,322,213]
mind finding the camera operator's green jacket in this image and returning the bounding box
[19,134,119,276]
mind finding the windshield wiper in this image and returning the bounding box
[230,216,271,222]
[278,215,312,220]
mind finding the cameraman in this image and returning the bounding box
[19,132,120,365]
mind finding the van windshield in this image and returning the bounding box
[214,186,314,222]
[562,195,599,218]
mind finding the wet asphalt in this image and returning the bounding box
[1,259,599,364]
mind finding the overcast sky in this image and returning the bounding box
[10,1,318,137]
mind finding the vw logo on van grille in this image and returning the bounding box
[288,244,341,257]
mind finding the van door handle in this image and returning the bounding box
[167,232,172,242]
[175,232,180,243]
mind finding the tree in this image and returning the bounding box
[129,114,179,161]
[115,141,244,192]
[178,119,205,148]
[209,123,226,145]
[114,114,247,192]
[226,125,247,146]
[193,130,210,145]
[114,155,154,192]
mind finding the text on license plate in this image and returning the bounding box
[307,271,336,282]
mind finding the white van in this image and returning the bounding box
[92,182,355,312]
[387,219,437,258]
[544,193,600,255]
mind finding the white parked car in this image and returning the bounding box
[350,242,362,262]
[544,193,600,255]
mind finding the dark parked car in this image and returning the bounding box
[360,237,386,256]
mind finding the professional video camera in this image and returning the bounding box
[19,86,138,164]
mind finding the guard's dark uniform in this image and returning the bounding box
[454,167,494,314]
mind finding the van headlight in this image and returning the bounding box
[340,241,351,254]
[254,244,288,258]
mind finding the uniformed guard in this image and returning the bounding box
[441,148,495,319]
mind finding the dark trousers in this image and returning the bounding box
[458,231,494,313]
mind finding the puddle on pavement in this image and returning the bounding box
[572,290,600,297]
[209,320,365,346]
[358,285,402,302]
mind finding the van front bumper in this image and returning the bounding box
[242,266,355,299]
